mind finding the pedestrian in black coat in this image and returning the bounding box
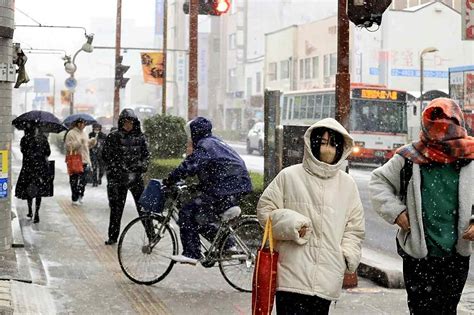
[88,123,107,186]
[15,126,51,223]
[102,109,150,245]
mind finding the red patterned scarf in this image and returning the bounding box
[397,98,474,164]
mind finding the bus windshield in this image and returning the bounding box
[349,99,407,134]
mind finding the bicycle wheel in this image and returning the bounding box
[218,218,263,292]
[118,215,178,285]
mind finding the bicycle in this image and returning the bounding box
[117,181,263,292]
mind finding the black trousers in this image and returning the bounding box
[69,164,87,202]
[276,291,331,315]
[91,158,105,185]
[107,177,146,241]
[402,252,470,314]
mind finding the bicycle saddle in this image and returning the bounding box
[220,206,241,222]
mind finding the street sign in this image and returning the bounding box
[65,77,77,91]
[34,78,50,93]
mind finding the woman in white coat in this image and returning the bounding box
[257,118,365,314]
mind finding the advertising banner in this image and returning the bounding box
[465,71,474,110]
[140,52,164,85]
[463,0,474,40]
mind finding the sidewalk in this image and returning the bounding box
[1,139,474,314]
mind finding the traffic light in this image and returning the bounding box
[115,55,130,89]
[183,0,231,16]
[347,0,392,28]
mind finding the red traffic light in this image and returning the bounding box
[214,0,230,15]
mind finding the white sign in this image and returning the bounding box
[462,0,474,40]
[0,63,7,81]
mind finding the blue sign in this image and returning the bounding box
[369,67,379,76]
[65,77,77,90]
[34,78,50,93]
[391,68,448,78]
[0,178,7,198]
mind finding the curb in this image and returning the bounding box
[358,247,405,289]
[0,281,13,315]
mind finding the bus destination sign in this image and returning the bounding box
[353,89,406,101]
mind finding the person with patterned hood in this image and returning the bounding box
[369,98,474,314]
[257,118,365,314]
[163,116,253,265]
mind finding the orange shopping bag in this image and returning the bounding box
[65,151,83,175]
[252,218,278,315]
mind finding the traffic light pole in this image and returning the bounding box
[335,0,351,128]
[188,0,199,120]
[336,0,358,289]
[162,0,168,115]
[113,0,122,126]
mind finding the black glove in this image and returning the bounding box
[162,177,176,187]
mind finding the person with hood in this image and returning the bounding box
[102,109,150,245]
[88,123,107,186]
[257,118,365,314]
[15,125,51,223]
[369,98,474,314]
[65,119,97,206]
[163,116,253,265]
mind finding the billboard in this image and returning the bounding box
[140,52,164,85]
[463,0,474,40]
[449,65,474,111]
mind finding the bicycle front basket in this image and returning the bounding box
[139,179,164,213]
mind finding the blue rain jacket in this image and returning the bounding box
[168,117,252,199]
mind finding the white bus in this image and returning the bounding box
[281,84,408,164]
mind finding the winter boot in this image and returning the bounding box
[33,210,39,223]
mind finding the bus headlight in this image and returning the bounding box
[353,146,361,153]
[393,143,404,149]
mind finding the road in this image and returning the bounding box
[230,143,474,280]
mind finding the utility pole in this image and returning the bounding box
[113,0,122,125]
[335,0,351,128]
[0,0,14,250]
[188,0,199,120]
[162,0,168,115]
[337,0,358,289]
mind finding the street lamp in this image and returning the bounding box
[64,33,94,115]
[419,47,438,113]
[46,73,56,114]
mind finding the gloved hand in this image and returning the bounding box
[162,177,176,187]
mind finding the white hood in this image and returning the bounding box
[302,118,354,178]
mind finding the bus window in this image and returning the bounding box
[322,94,331,118]
[294,96,301,119]
[289,97,294,120]
[301,96,308,119]
[314,94,322,119]
[282,96,288,121]
[350,99,407,133]
[307,95,315,120]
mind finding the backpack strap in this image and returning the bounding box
[399,158,413,203]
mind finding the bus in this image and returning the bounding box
[281,83,408,164]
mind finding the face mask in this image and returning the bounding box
[319,144,336,164]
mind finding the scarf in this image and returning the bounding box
[397,98,474,164]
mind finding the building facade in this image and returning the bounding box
[265,1,474,98]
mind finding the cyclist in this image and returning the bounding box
[163,116,252,265]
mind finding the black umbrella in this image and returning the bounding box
[12,110,67,133]
[63,113,97,128]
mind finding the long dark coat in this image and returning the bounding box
[15,132,52,199]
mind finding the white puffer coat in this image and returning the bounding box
[257,118,365,301]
